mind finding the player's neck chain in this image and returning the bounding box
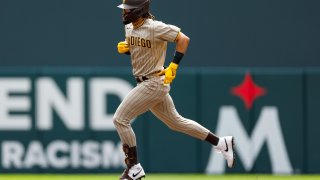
[133,18,145,29]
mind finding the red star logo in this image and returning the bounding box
[231,73,267,110]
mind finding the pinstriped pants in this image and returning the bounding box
[113,76,210,147]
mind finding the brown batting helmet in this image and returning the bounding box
[117,0,150,24]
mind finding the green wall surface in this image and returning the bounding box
[0,0,320,67]
[0,67,319,174]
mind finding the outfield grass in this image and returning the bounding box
[1,174,320,180]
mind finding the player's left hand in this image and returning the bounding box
[158,62,179,85]
[117,41,130,54]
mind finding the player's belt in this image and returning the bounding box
[135,70,162,83]
[135,76,149,83]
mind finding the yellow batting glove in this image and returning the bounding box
[158,62,179,85]
[117,41,129,54]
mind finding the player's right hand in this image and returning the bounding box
[117,41,130,54]
[158,62,179,85]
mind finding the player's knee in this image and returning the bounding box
[113,115,129,128]
[166,123,182,132]
[113,117,118,125]
[167,125,177,132]
[113,115,121,127]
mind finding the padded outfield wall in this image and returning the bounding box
[0,68,319,174]
[0,0,320,67]
[1,0,320,175]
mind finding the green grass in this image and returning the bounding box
[1,174,320,180]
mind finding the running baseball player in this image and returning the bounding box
[114,0,235,179]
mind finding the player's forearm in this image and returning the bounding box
[175,32,190,54]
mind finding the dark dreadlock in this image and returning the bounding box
[143,12,155,20]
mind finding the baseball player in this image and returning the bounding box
[114,0,235,179]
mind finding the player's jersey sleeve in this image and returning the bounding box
[154,21,180,42]
[124,24,133,42]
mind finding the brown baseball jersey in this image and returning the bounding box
[113,18,210,148]
[125,19,180,77]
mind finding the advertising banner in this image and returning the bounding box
[0,68,319,174]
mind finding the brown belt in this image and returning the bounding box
[135,70,162,83]
[135,76,149,83]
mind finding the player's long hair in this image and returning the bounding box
[143,12,155,20]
